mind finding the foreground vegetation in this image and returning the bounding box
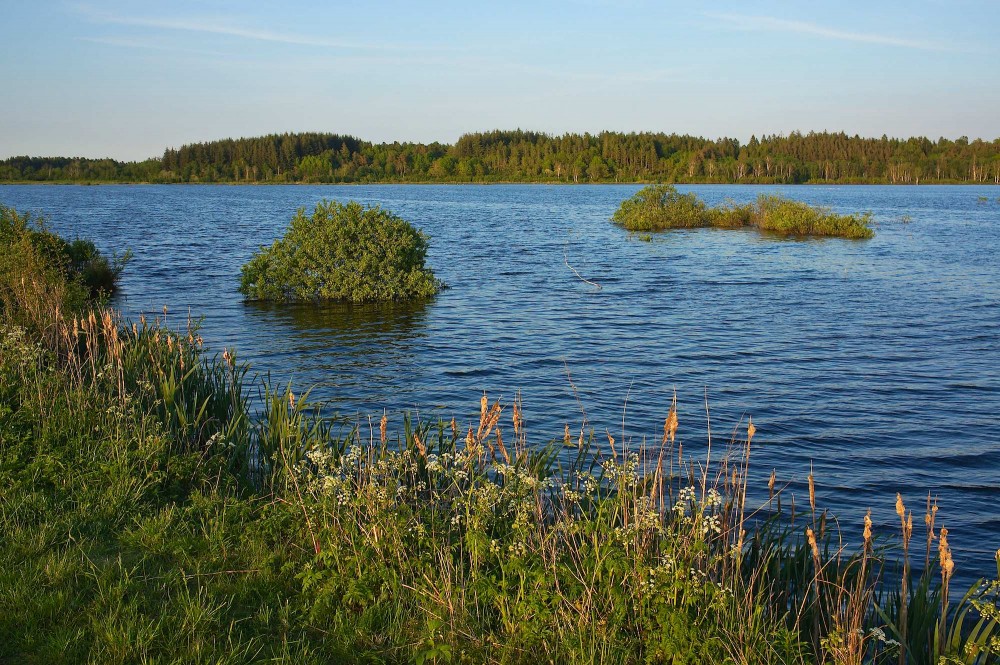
[3,130,1000,185]
[612,185,876,239]
[2,206,999,663]
[239,200,441,303]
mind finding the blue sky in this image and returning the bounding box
[2,1,998,160]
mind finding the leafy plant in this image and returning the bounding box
[239,200,442,303]
[612,185,875,239]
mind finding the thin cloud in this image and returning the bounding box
[74,5,445,52]
[707,13,954,52]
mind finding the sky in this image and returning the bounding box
[1,0,998,161]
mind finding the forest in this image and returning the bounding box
[3,130,1000,185]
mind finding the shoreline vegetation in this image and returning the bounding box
[3,207,1000,663]
[612,185,876,239]
[3,130,1000,186]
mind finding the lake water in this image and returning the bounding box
[2,183,999,582]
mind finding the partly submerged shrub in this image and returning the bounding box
[239,200,442,303]
[612,185,875,239]
[611,184,710,231]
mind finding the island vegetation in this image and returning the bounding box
[3,204,1000,663]
[3,130,1000,185]
[239,200,441,303]
[612,185,876,239]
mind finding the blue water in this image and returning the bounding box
[3,183,999,582]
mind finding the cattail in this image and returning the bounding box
[905,511,913,548]
[379,413,388,444]
[465,427,475,452]
[564,423,571,447]
[896,493,905,519]
[664,405,678,446]
[512,402,522,437]
[863,509,873,546]
[768,469,776,503]
[495,426,510,464]
[808,466,816,515]
[939,527,952,575]
[288,391,295,410]
[414,432,427,457]
[747,417,756,444]
[480,393,488,425]
[807,527,820,561]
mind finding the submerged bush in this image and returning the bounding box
[239,200,442,303]
[612,185,875,239]
[611,184,710,231]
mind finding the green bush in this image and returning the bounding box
[612,186,875,239]
[239,200,442,303]
[611,184,710,231]
[0,204,129,302]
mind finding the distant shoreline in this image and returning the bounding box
[2,180,998,187]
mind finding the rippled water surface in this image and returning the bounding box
[3,183,999,580]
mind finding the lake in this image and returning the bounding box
[2,183,999,582]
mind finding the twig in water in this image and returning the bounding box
[563,242,601,290]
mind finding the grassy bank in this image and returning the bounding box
[612,186,876,239]
[2,206,998,664]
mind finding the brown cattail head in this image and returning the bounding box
[905,511,913,547]
[747,417,756,444]
[512,402,522,437]
[480,393,488,423]
[807,527,820,561]
[450,417,458,440]
[664,399,678,446]
[564,423,571,447]
[379,413,388,444]
[768,469,776,499]
[939,527,953,579]
[288,391,295,410]
[863,509,873,546]
[414,432,427,457]
[808,466,816,513]
[896,493,905,520]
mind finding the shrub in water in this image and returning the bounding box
[611,184,710,231]
[612,185,875,238]
[239,200,442,303]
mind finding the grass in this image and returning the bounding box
[612,185,876,239]
[3,206,999,664]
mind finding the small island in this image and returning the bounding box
[239,200,442,303]
[612,185,875,239]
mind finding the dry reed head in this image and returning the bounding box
[747,417,756,444]
[938,527,954,579]
[288,391,295,410]
[480,393,488,424]
[564,423,571,447]
[807,527,821,562]
[863,509,873,546]
[379,413,388,444]
[808,466,816,514]
[512,402,522,437]
[663,400,678,446]
[896,493,905,519]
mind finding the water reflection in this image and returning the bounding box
[242,299,432,410]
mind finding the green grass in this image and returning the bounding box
[4,205,1000,664]
[612,185,876,239]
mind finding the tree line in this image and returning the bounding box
[3,130,1000,184]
